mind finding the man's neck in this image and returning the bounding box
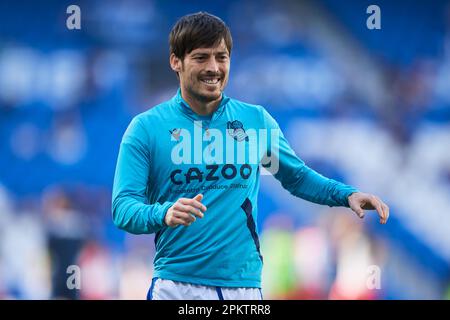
[181,88,222,116]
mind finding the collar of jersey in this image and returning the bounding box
[173,88,230,122]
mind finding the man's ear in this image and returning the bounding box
[170,53,182,73]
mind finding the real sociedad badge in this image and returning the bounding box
[227,120,249,142]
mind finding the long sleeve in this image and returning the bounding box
[112,117,173,234]
[261,107,358,207]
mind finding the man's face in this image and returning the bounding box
[171,38,230,104]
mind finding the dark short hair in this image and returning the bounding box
[169,12,232,59]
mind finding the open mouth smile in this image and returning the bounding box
[200,78,220,85]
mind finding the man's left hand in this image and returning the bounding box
[348,192,390,224]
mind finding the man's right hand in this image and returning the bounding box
[164,194,207,227]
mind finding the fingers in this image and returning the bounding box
[193,194,203,202]
[170,216,193,227]
[348,193,389,224]
[378,198,390,224]
[166,194,207,228]
[383,203,390,222]
[370,196,389,224]
[173,203,205,219]
[350,203,365,219]
[172,210,196,226]
[165,209,196,227]
[179,196,207,213]
[348,193,365,218]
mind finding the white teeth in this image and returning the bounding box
[201,78,219,84]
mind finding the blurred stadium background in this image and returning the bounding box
[0,0,450,299]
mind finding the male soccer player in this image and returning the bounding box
[112,12,389,300]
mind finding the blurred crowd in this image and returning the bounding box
[0,0,449,299]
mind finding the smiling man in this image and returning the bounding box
[112,12,390,300]
[170,34,230,116]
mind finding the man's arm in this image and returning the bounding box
[112,117,173,234]
[261,107,389,224]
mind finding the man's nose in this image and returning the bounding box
[205,57,219,73]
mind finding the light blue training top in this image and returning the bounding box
[112,89,358,288]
